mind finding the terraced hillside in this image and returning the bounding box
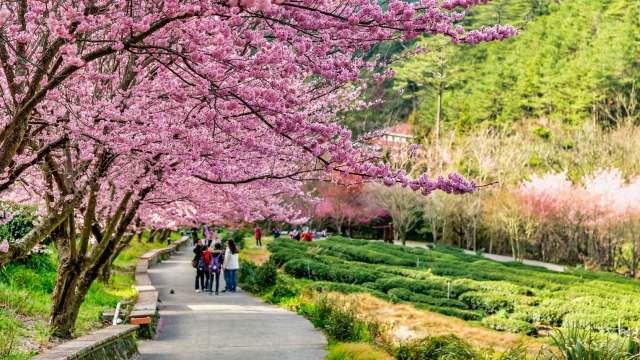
[269,236,640,337]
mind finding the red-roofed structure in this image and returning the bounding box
[374,123,415,151]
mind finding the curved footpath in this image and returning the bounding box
[138,246,327,360]
[398,240,565,272]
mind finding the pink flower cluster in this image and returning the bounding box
[441,0,490,10]
[517,169,640,227]
[0,0,508,238]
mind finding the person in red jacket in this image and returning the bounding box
[202,245,213,293]
[301,228,311,242]
[255,226,262,247]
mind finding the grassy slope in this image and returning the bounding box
[0,237,170,359]
[326,342,393,360]
[240,235,275,265]
[325,292,544,354]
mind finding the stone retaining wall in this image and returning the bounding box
[33,237,189,359]
[32,325,138,360]
[130,237,189,337]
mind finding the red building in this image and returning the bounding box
[373,123,415,152]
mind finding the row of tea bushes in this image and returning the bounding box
[268,237,640,336]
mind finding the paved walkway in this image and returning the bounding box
[394,240,565,272]
[138,247,326,360]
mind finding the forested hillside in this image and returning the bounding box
[335,0,640,275]
[347,0,640,135]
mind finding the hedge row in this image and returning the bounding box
[269,238,640,335]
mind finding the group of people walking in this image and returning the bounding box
[193,238,239,295]
[191,224,326,294]
[288,227,325,242]
[253,225,328,247]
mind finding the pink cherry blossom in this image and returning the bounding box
[0,1,512,264]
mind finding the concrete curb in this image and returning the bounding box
[130,237,189,334]
[33,236,190,359]
[32,325,139,360]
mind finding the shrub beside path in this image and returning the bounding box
[138,246,326,360]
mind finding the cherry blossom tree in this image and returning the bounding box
[366,183,426,245]
[314,176,386,235]
[0,0,512,268]
[516,169,640,270]
[0,0,514,338]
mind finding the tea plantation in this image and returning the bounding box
[268,237,640,337]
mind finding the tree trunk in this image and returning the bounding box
[51,230,124,338]
[49,266,91,339]
[472,219,477,252]
[99,233,135,283]
[393,226,404,246]
[435,77,443,172]
[431,216,438,244]
[442,220,447,245]
[160,229,171,244]
[49,191,142,337]
[631,235,638,278]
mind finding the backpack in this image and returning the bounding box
[197,256,206,271]
[209,253,222,272]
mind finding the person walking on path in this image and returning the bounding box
[223,240,240,292]
[301,227,312,242]
[207,243,224,295]
[291,228,300,241]
[193,239,207,293]
[202,245,213,293]
[191,226,200,246]
[255,225,262,247]
[203,225,213,247]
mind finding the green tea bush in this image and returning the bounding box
[513,300,568,326]
[255,259,277,288]
[283,259,332,281]
[317,241,415,267]
[326,236,369,246]
[238,260,258,285]
[373,277,448,296]
[271,248,306,266]
[388,288,467,309]
[330,267,379,285]
[269,283,297,303]
[481,315,537,335]
[269,237,640,338]
[306,282,389,300]
[459,291,516,314]
[239,259,277,293]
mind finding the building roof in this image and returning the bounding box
[384,123,413,137]
[369,122,416,153]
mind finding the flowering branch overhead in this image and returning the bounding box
[0,0,513,259]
